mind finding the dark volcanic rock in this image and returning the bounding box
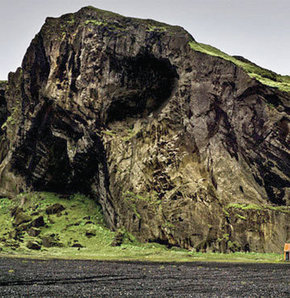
[8,229,23,240]
[85,229,96,238]
[0,81,7,135]
[71,243,84,248]
[30,216,45,228]
[46,203,65,214]
[10,206,23,218]
[111,231,124,247]
[13,212,32,227]
[27,227,41,237]
[0,6,289,252]
[42,234,63,247]
[26,240,41,250]
[4,239,20,249]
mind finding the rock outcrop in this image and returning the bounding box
[0,6,289,252]
[0,81,7,115]
[0,81,7,138]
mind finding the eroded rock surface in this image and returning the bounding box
[0,6,289,252]
[0,82,7,132]
[0,81,7,164]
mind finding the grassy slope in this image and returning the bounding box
[226,203,290,214]
[0,192,286,263]
[189,41,290,93]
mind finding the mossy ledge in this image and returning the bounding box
[189,41,290,92]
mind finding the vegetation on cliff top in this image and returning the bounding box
[189,41,290,93]
[0,193,285,263]
[0,80,7,88]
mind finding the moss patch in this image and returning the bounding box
[146,25,167,32]
[0,80,7,88]
[226,203,290,214]
[85,20,107,26]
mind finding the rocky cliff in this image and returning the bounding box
[0,6,289,253]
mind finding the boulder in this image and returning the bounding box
[71,243,83,248]
[10,206,22,217]
[85,229,96,238]
[27,227,41,237]
[26,241,41,250]
[4,240,20,249]
[8,230,22,240]
[42,234,63,247]
[30,216,45,228]
[111,231,125,247]
[46,203,65,215]
[13,212,32,227]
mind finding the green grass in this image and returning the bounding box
[189,41,290,93]
[0,193,286,263]
[0,80,7,89]
[0,197,14,237]
[85,20,107,26]
[226,203,290,214]
[146,25,166,32]
[235,214,247,220]
[102,129,116,137]
[66,15,75,25]
[1,248,284,263]
[84,19,126,33]
[226,203,262,211]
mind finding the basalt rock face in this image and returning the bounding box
[0,81,8,165]
[0,82,7,135]
[0,7,289,252]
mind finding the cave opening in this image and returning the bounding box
[11,103,107,196]
[106,54,178,123]
[10,54,179,197]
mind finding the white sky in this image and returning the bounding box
[0,0,289,79]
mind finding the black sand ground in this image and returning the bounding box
[0,257,289,297]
